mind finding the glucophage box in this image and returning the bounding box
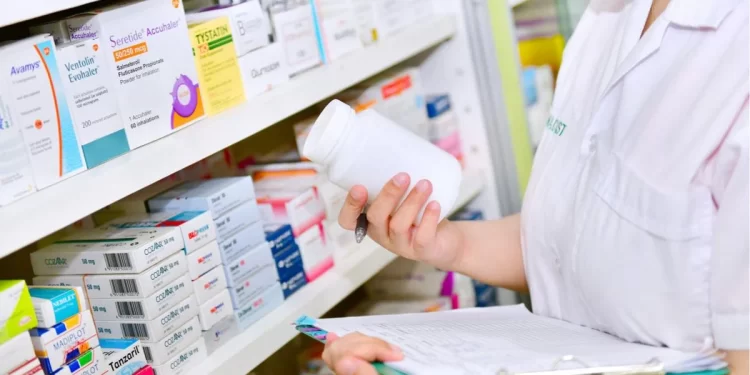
[96,295,198,343]
[64,0,205,149]
[34,251,188,299]
[0,35,87,189]
[30,310,99,374]
[28,286,88,327]
[141,317,200,366]
[100,338,148,375]
[89,274,192,321]
[105,211,216,255]
[30,226,184,275]
[147,177,255,219]
[56,38,130,168]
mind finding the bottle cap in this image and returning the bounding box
[303,99,355,165]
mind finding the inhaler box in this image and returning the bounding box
[312,0,363,62]
[51,346,107,375]
[214,200,261,243]
[152,338,206,375]
[217,220,265,264]
[0,35,87,189]
[28,286,88,327]
[89,274,192,321]
[0,331,36,375]
[224,241,276,286]
[56,38,130,168]
[34,251,188,299]
[96,295,198,343]
[228,257,279,309]
[192,266,228,305]
[100,338,148,375]
[141,317,201,366]
[185,240,221,280]
[198,289,232,330]
[147,177,256,219]
[105,211,216,255]
[30,310,99,374]
[66,0,206,149]
[0,92,36,206]
[267,3,322,75]
[234,282,284,330]
[0,280,37,345]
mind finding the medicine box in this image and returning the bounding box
[34,251,188,299]
[0,90,36,206]
[186,240,221,280]
[272,241,304,278]
[234,283,284,330]
[0,35,87,189]
[214,200,261,243]
[351,0,377,45]
[228,258,279,309]
[224,241,276,286]
[280,267,307,299]
[9,358,43,375]
[312,0,363,63]
[152,338,206,375]
[186,1,269,56]
[105,211,216,255]
[89,275,192,321]
[28,286,88,328]
[238,41,289,98]
[192,266,228,305]
[64,0,205,149]
[133,365,154,375]
[296,221,334,282]
[51,346,106,375]
[265,3,322,76]
[264,223,295,256]
[0,280,37,345]
[188,17,246,115]
[147,177,255,219]
[202,315,238,355]
[0,331,36,375]
[217,220,265,264]
[100,338,148,375]
[30,310,99,374]
[198,289,232,330]
[96,295,198,343]
[141,317,200,366]
[56,38,130,168]
[30,226,184,275]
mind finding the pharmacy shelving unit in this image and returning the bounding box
[189,170,484,375]
[0,16,457,259]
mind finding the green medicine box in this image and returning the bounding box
[0,280,38,345]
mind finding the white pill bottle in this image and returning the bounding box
[303,100,462,223]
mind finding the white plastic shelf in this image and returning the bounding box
[0,16,457,259]
[188,170,484,375]
[0,0,101,28]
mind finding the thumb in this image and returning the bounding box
[335,357,378,375]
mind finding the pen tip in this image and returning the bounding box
[355,228,366,244]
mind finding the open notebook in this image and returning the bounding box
[296,305,726,375]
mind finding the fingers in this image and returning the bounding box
[334,357,378,375]
[338,185,368,230]
[413,201,441,255]
[367,173,410,241]
[323,333,404,375]
[389,180,432,250]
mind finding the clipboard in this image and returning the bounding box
[295,315,730,375]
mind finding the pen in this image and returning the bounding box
[355,211,368,243]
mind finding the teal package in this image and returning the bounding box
[29,286,87,328]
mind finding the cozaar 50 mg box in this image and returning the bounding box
[141,316,200,366]
[96,295,198,343]
[152,337,206,375]
[89,274,192,321]
[31,226,184,275]
[34,251,188,299]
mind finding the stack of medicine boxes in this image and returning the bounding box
[27,285,105,375]
[145,177,284,340]
[29,224,208,375]
[264,224,308,299]
[0,280,41,375]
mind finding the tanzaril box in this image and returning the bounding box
[0,280,37,345]
[56,38,130,168]
[140,317,201,366]
[30,310,100,374]
[104,211,216,255]
[88,274,192,321]
[100,338,148,375]
[96,295,198,343]
[0,35,87,189]
[34,251,188,299]
[30,226,184,275]
[0,90,36,206]
[65,0,206,149]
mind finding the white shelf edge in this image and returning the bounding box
[0,0,101,28]
[189,169,485,375]
[0,16,457,259]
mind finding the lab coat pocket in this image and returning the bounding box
[592,154,712,241]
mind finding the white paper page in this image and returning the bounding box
[315,305,714,375]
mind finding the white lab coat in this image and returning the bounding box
[521,0,748,351]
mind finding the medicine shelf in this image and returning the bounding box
[0,16,457,259]
[187,169,485,375]
[0,0,101,28]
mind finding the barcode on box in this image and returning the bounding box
[121,323,150,340]
[143,346,153,363]
[110,279,139,296]
[116,301,145,318]
[104,253,133,270]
